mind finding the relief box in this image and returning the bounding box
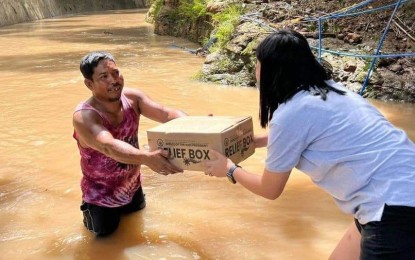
[147,116,255,171]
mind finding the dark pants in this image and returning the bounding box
[355,204,415,260]
[80,186,146,236]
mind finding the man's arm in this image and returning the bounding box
[73,109,182,174]
[124,88,187,123]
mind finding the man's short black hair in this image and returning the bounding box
[80,51,115,80]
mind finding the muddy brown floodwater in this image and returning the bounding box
[1,8,414,260]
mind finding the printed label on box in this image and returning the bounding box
[147,116,255,171]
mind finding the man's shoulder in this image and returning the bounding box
[123,87,143,100]
[73,104,103,124]
[123,87,149,105]
[74,97,93,110]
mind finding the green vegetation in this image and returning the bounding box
[146,0,164,22]
[210,4,244,51]
[218,55,233,70]
[332,23,341,34]
[308,23,317,32]
[241,39,258,56]
[193,70,204,80]
[178,0,209,22]
[323,21,329,32]
[146,0,209,24]
[147,0,244,49]
[363,59,373,71]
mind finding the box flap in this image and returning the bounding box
[148,116,251,134]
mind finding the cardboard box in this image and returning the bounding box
[147,116,255,171]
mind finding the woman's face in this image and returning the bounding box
[256,60,261,83]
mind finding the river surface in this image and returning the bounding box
[0,9,414,260]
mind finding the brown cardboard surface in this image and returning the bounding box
[147,116,255,171]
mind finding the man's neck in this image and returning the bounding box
[90,96,122,114]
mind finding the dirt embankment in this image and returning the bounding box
[0,0,147,27]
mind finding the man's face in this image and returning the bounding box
[86,59,124,102]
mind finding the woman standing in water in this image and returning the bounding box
[204,30,415,259]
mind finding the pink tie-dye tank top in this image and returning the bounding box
[73,93,141,207]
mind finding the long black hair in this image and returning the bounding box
[255,30,345,128]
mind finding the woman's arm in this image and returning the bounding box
[204,150,291,200]
[254,134,268,148]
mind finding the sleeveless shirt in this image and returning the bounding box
[73,93,142,207]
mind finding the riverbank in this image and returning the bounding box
[148,0,415,102]
[0,0,147,27]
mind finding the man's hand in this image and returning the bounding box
[142,149,183,175]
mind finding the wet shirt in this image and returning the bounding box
[265,80,415,224]
[73,93,141,207]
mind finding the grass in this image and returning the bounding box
[147,0,244,51]
[178,0,209,22]
[146,0,164,22]
[210,4,244,51]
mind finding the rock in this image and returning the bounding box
[226,33,255,54]
[343,63,357,73]
[362,45,372,52]
[389,64,403,73]
[204,52,221,64]
[398,58,408,65]
[378,58,396,67]
[206,2,226,14]
[404,81,414,88]
[164,0,176,9]
[345,82,363,93]
[353,71,382,85]
[337,71,349,81]
[337,33,345,40]
[344,33,362,44]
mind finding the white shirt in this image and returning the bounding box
[265,81,415,224]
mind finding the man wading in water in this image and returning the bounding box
[73,51,186,236]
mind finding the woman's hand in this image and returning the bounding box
[203,150,233,178]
